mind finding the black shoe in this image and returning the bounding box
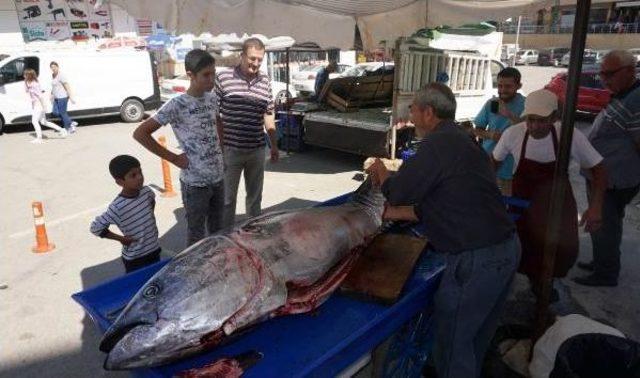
[573,274,618,287]
[576,261,595,271]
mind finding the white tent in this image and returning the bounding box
[105,0,552,50]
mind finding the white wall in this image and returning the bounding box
[0,0,25,52]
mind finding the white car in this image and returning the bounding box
[339,62,394,77]
[291,64,352,96]
[160,74,190,102]
[630,48,640,62]
[560,49,595,67]
[160,72,298,105]
[515,49,539,65]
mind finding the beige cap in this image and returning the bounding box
[522,89,558,117]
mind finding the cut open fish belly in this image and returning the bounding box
[101,179,385,369]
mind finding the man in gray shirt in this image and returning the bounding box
[575,50,640,286]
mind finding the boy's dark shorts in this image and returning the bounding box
[122,248,161,273]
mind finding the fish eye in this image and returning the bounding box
[142,282,161,299]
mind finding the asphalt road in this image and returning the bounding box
[1,65,638,377]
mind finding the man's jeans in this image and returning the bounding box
[52,97,72,129]
[587,182,640,280]
[223,146,266,227]
[180,180,225,247]
[433,233,521,378]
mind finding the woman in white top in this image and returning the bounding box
[50,61,78,133]
[24,68,67,143]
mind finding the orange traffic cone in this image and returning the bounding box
[31,201,55,253]
[158,136,177,197]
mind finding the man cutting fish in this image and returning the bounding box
[367,82,521,378]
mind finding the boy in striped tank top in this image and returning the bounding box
[90,155,161,273]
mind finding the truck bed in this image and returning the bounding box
[303,107,392,157]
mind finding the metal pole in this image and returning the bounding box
[512,15,522,67]
[533,0,591,340]
[285,47,290,154]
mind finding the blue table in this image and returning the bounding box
[72,194,445,378]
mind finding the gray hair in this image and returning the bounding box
[604,49,637,67]
[414,82,457,120]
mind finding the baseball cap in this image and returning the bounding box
[522,89,558,117]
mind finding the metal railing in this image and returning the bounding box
[499,22,640,34]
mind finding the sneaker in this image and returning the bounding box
[70,121,78,133]
[30,138,43,144]
[59,129,68,138]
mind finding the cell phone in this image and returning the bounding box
[490,100,500,114]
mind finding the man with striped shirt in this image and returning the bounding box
[575,50,640,286]
[90,155,160,273]
[216,38,279,227]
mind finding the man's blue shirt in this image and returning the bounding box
[474,93,525,180]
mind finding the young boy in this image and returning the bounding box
[90,155,161,273]
[133,49,224,247]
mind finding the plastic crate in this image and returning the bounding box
[276,112,304,137]
[279,134,305,152]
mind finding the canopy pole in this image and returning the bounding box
[533,0,591,341]
[285,47,290,155]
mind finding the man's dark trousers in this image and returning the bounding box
[588,182,640,281]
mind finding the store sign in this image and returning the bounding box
[15,0,114,42]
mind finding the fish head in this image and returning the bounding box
[101,236,258,369]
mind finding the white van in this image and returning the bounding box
[0,49,161,133]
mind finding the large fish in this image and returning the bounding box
[100,180,384,369]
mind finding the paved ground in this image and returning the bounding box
[0,119,364,377]
[1,66,638,377]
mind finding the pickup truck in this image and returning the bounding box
[297,38,505,158]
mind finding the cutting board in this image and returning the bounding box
[340,233,427,304]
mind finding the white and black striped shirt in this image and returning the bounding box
[215,66,274,149]
[90,186,160,260]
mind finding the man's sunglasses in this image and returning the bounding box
[599,65,631,78]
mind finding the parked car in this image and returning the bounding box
[560,49,595,67]
[546,67,640,115]
[537,47,570,66]
[160,70,298,105]
[292,63,351,96]
[545,70,610,114]
[160,74,189,102]
[0,50,160,132]
[592,50,610,65]
[515,49,538,65]
[339,62,394,77]
[501,44,518,65]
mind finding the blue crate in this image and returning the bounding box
[276,112,303,137]
[278,134,305,152]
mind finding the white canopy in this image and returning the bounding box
[106,0,552,50]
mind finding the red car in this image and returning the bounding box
[544,71,611,115]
